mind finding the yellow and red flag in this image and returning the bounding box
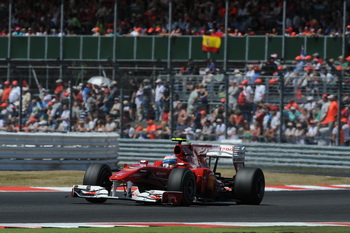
[202,35,221,53]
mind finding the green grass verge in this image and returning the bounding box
[1,170,350,187]
[2,226,350,233]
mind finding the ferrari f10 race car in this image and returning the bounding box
[71,138,265,205]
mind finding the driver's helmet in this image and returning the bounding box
[163,155,177,168]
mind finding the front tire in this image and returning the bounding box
[233,167,265,205]
[83,163,112,203]
[167,168,196,205]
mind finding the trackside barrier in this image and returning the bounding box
[0,132,119,171]
[1,136,350,174]
[117,139,350,174]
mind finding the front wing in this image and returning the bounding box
[71,185,184,204]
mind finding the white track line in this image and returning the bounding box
[1,185,350,192]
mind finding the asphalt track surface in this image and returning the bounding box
[0,190,349,223]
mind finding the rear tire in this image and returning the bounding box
[233,167,265,205]
[83,164,112,203]
[167,168,196,205]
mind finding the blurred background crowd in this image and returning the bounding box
[0,0,348,37]
[1,52,350,146]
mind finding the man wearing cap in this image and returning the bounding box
[142,79,152,121]
[317,95,338,145]
[241,80,253,122]
[295,123,306,144]
[288,106,301,122]
[228,79,239,111]
[305,119,319,145]
[22,87,31,112]
[154,79,165,121]
[330,118,349,146]
[245,65,255,81]
[319,94,330,122]
[187,84,200,116]
[135,86,144,122]
[237,85,247,118]
[12,27,22,36]
[263,55,278,75]
[1,81,11,103]
[303,96,316,114]
[92,27,100,36]
[320,69,335,85]
[109,80,119,100]
[105,115,117,132]
[0,102,8,130]
[284,122,296,143]
[294,55,305,72]
[233,69,243,84]
[57,104,70,131]
[285,99,299,111]
[253,78,265,113]
[214,118,226,141]
[55,79,64,100]
[130,26,142,36]
[9,80,20,104]
[109,97,121,117]
[82,84,91,102]
[321,95,338,126]
[342,118,350,146]
[37,120,48,132]
[145,119,157,139]
[241,80,253,103]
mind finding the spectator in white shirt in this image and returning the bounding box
[154,79,165,121]
[135,86,144,122]
[305,119,319,145]
[214,118,226,141]
[284,122,296,143]
[57,104,70,131]
[9,80,20,104]
[105,115,117,132]
[270,110,281,130]
[253,78,265,114]
[253,79,265,103]
[227,124,239,140]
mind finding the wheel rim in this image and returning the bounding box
[256,176,265,199]
[99,168,112,192]
[185,177,195,198]
[101,171,111,187]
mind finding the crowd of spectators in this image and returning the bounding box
[0,0,350,145]
[169,53,350,146]
[0,0,349,37]
[1,51,350,146]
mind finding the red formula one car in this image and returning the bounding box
[72,138,265,205]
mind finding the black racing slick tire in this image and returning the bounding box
[233,167,265,205]
[167,168,196,205]
[83,163,112,203]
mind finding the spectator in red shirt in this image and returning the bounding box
[1,81,11,103]
[145,119,157,139]
[321,95,338,126]
[319,95,338,145]
[54,79,64,100]
[285,99,300,111]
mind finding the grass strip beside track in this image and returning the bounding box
[1,170,350,187]
[2,226,350,233]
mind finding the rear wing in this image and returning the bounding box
[206,145,245,159]
[192,144,245,171]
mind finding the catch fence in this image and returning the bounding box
[0,64,349,145]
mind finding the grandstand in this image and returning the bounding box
[0,0,349,146]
